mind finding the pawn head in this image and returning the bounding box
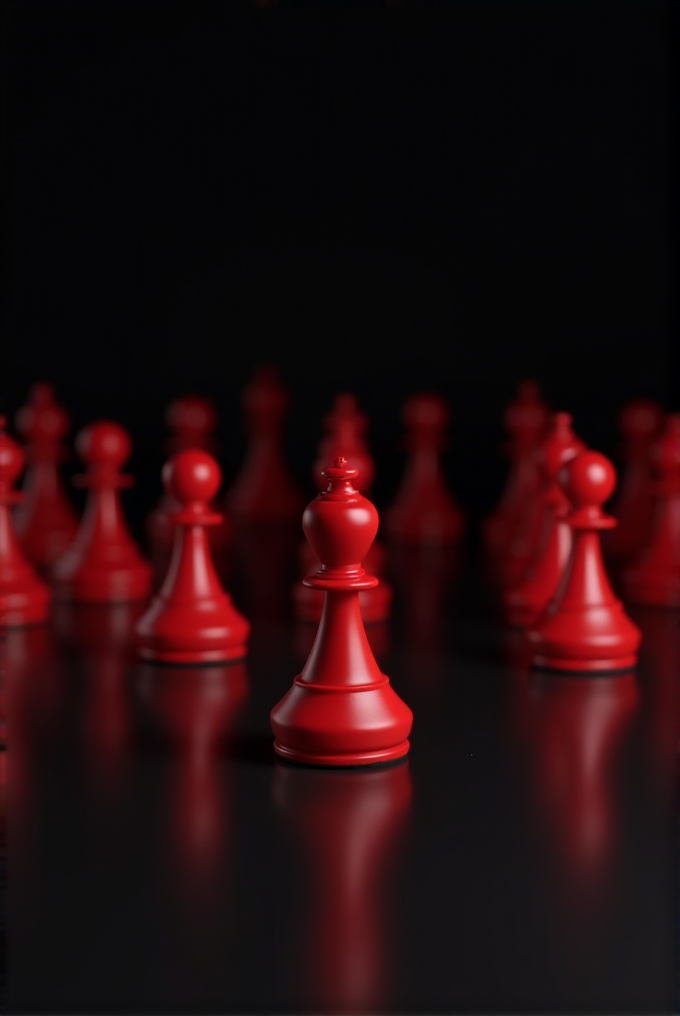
[618,398,663,441]
[650,414,680,478]
[165,394,217,439]
[163,449,221,505]
[403,392,449,432]
[16,385,69,444]
[76,421,131,469]
[0,417,24,487]
[558,450,616,508]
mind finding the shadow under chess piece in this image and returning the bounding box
[13,383,79,571]
[528,451,641,673]
[271,458,412,767]
[136,451,249,664]
[0,417,51,627]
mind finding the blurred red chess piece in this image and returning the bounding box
[13,383,79,570]
[271,458,412,766]
[621,414,680,607]
[629,606,680,791]
[603,398,664,562]
[294,394,392,625]
[51,421,152,602]
[272,760,412,1013]
[385,391,465,545]
[482,379,549,560]
[136,450,249,663]
[227,364,303,523]
[0,417,51,627]
[147,394,230,563]
[503,412,584,627]
[528,450,641,673]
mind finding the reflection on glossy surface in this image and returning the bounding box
[272,759,412,1014]
[631,606,680,786]
[138,661,248,912]
[528,671,639,909]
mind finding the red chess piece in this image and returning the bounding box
[482,379,549,558]
[311,393,375,494]
[147,394,229,557]
[227,364,303,523]
[136,450,249,663]
[271,458,413,766]
[13,383,79,569]
[0,418,51,627]
[51,421,152,602]
[621,414,680,607]
[528,451,641,673]
[503,412,584,627]
[603,398,664,562]
[385,392,465,545]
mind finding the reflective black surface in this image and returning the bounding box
[5,530,678,1015]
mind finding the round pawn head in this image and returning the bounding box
[505,383,548,441]
[618,398,664,442]
[559,451,617,510]
[165,395,217,445]
[0,418,24,493]
[15,384,70,445]
[163,450,222,507]
[403,392,449,434]
[536,412,585,485]
[77,421,131,471]
[650,414,680,480]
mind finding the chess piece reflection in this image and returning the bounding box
[272,760,412,1014]
[630,606,680,791]
[138,662,248,913]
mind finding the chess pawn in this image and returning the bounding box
[13,383,79,569]
[528,451,641,673]
[136,450,249,663]
[271,458,412,766]
[385,392,465,545]
[311,393,375,493]
[603,398,664,562]
[621,414,680,607]
[503,412,584,627]
[147,394,229,557]
[51,421,152,602]
[482,379,549,557]
[0,417,51,627]
[227,364,303,523]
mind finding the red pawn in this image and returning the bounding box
[482,379,549,557]
[385,392,464,545]
[528,451,641,673]
[227,364,303,523]
[271,458,412,766]
[147,394,229,555]
[621,414,680,607]
[136,450,249,663]
[13,383,79,570]
[603,398,664,562]
[0,418,51,627]
[51,421,152,603]
[503,412,584,627]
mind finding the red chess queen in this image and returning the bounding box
[271,458,413,767]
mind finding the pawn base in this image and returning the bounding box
[273,739,410,768]
[138,643,247,665]
[531,653,638,674]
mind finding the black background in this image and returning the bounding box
[2,0,678,523]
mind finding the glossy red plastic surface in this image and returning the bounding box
[0,417,51,627]
[622,414,680,607]
[271,458,413,766]
[385,392,465,545]
[528,451,641,672]
[51,421,152,603]
[227,364,303,522]
[603,398,664,562]
[293,538,392,624]
[503,412,584,627]
[13,383,79,569]
[136,450,250,663]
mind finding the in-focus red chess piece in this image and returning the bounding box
[528,450,641,672]
[51,421,152,602]
[385,391,465,545]
[602,398,664,562]
[136,450,249,663]
[271,458,412,766]
[227,364,303,523]
[272,761,412,1013]
[13,383,79,570]
[0,417,51,627]
[482,379,549,558]
[621,414,680,607]
[503,412,584,627]
[147,394,229,558]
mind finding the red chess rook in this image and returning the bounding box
[271,458,412,767]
